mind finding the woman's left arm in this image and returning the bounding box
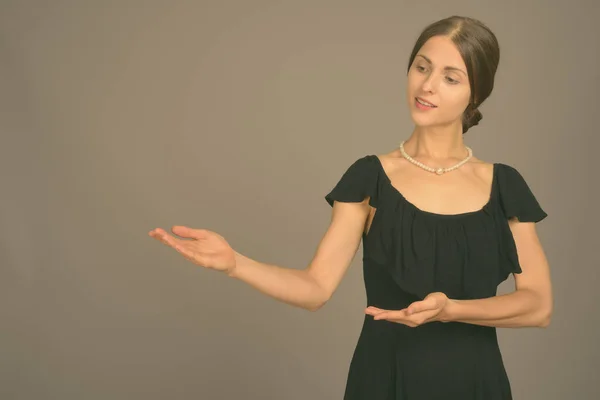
[441,219,553,328]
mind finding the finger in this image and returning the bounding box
[151,229,181,249]
[407,298,436,315]
[408,309,438,326]
[374,310,406,320]
[365,307,389,317]
[148,228,167,242]
[148,228,166,238]
[163,236,181,249]
[149,228,172,242]
[373,312,388,320]
[374,313,418,327]
[385,313,423,327]
[171,225,207,240]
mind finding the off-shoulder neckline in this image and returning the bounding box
[370,154,497,219]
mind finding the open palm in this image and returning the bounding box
[148,225,236,274]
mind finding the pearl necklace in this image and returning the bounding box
[399,140,473,175]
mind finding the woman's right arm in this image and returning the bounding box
[228,199,371,311]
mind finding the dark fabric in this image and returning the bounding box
[324,155,547,400]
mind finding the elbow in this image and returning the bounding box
[537,316,551,328]
[307,292,332,312]
[537,309,552,328]
[307,302,325,312]
[523,289,552,328]
[307,297,330,312]
[536,303,553,328]
[304,275,332,312]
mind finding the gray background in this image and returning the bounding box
[1,1,598,399]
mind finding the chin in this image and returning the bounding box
[412,118,449,131]
[410,115,436,127]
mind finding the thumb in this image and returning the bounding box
[407,297,436,314]
[171,225,206,239]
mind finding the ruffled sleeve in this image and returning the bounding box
[325,155,380,208]
[497,164,548,222]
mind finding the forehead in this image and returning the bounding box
[416,36,466,71]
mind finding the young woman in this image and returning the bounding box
[149,15,553,400]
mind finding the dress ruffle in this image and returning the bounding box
[325,155,383,209]
[325,155,548,300]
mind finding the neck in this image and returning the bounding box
[403,124,467,164]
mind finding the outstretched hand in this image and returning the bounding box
[365,292,452,327]
[148,226,237,275]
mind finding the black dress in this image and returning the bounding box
[324,155,547,400]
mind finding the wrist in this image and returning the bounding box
[439,298,458,322]
[227,251,245,278]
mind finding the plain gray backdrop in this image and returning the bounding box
[1,1,598,399]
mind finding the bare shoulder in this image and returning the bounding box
[378,149,404,162]
[375,149,408,172]
[468,156,495,181]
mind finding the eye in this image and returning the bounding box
[415,65,426,72]
[445,76,459,84]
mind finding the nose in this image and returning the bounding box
[421,73,440,93]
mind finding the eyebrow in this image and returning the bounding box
[416,54,467,76]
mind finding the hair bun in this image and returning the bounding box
[462,107,483,133]
[470,108,483,126]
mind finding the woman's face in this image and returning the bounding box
[406,35,472,130]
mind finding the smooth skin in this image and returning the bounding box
[149,35,553,328]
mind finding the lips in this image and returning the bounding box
[416,97,437,107]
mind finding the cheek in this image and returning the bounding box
[456,92,472,113]
[440,89,470,113]
[406,75,421,98]
[436,99,469,120]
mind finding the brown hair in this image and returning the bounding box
[407,16,500,134]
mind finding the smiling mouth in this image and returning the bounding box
[415,97,437,107]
